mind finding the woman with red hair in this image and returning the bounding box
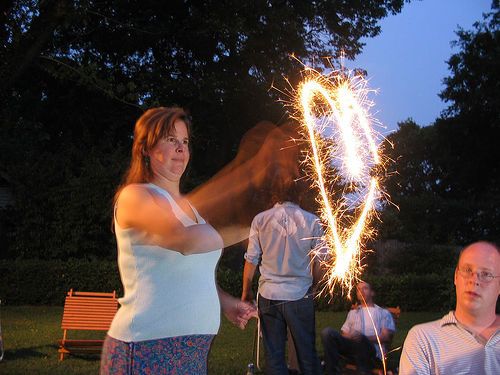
[100,107,256,374]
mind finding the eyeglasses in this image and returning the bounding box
[457,267,499,283]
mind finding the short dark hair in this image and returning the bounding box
[268,167,302,206]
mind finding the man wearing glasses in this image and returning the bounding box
[399,241,499,375]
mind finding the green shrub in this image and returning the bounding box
[368,241,461,275]
[365,272,456,311]
[216,267,456,312]
[1,260,457,311]
[0,259,121,305]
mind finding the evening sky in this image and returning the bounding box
[350,0,492,134]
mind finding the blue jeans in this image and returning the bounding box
[258,294,320,375]
[320,328,376,375]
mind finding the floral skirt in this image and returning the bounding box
[100,334,215,375]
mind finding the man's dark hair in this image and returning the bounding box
[269,167,302,206]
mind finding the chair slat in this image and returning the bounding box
[58,289,118,361]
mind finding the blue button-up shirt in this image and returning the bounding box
[245,202,325,301]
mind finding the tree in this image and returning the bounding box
[0,0,409,259]
[433,5,499,242]
[378,119,455,243]
[379,5,500,244]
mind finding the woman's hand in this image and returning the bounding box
[225,300,258,329]
[218,288,257,329]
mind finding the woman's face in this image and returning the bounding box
[149,119,190,182]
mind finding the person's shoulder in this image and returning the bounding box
[118,183,154,205]
[346,307,359,318]
[407,318,443,339]
[251,208,272,225]
[378,306,396,322]
[380,306,396,316]
[254,207,273,218]
[115,184,158,227]
[373,304,391,314]
[296,205,317,216]
[402,319,446,356]
[120,183,151,196]
[296,206,320,221]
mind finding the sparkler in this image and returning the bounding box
[295,65,383,297]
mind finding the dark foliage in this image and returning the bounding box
[0,0,407,259]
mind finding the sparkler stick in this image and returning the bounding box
[295,66,383,297]
[358,293,387,375]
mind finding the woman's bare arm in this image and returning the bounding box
[116,184,223,255]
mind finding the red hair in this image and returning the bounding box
[113,107,192,206]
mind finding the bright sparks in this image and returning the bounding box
[296,66,383,297]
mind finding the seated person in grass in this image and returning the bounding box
[321,281,396,375]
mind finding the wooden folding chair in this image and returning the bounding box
[58,289,118,361]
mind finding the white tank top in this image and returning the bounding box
[108,183,222,342]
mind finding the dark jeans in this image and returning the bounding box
[258,294,320,375]
[320,328,376,375]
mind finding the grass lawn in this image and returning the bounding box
[0,306,444,374]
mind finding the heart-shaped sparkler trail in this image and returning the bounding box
[298,69,382,296]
